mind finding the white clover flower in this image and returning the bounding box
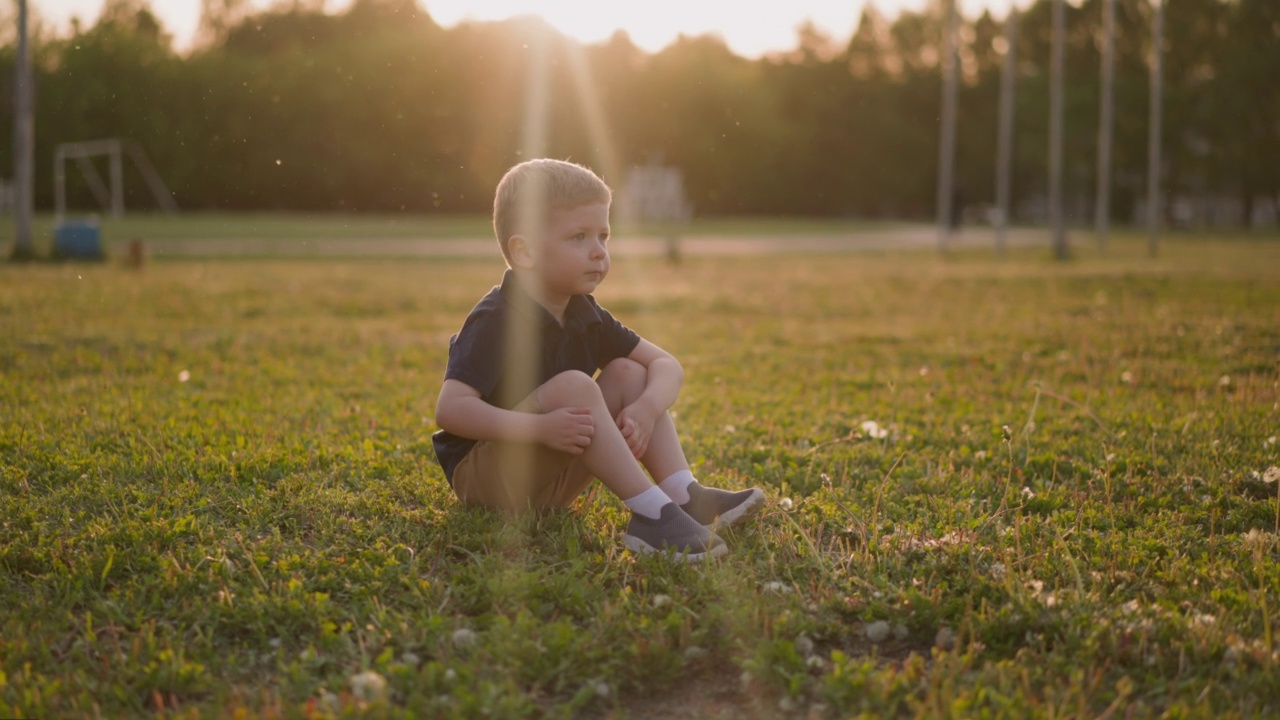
[178,370,191,383]
[974,450,988,460]
[778,497,793,511]
[1263,466,1280,484]
[990,562,1006,579]
[451,628,477,648]
[935,627,957,651]
[865,620,891,643]
[592,680,611,699]
[1219,375,1231,387]
[762,581,792,594]
[724,424,737,433]
[1021,487,1036,500]
[652,594,672,609]
[682,645,706,662]
[861,420,889,439]
[794,635,814,656]
[349,670,388,702]
[1121,370,1134,384]
[443,668,457,683]
[1265,436,1276,446]
[919,366,929,377]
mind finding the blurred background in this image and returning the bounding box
[2,0,1277,231]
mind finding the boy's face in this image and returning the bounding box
[521,201,611,299]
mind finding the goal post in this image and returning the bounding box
[54,139,179,219]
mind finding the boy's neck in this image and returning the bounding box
[511,270,569,325]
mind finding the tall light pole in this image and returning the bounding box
[1049,0,1068,260]
[936,0,959,253]
[11,0,35,260]
[995,6,1018,257]
[1147,0,1164,258]
[1095,0,1115,254]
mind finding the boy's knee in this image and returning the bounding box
[540,370,603,407]
[600,357,647,391]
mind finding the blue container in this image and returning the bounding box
[53,220,104,259]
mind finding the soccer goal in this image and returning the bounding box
[53,139,178,219]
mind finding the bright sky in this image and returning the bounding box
[38,0,1021,57]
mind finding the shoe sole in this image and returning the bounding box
[705,488,766,530]
[621,534,729,561]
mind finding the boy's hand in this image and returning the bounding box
[538,407,595,455]
[616,403,657,459]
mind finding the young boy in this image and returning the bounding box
[432,159,764,560]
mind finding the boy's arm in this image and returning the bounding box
[614,338,684,458]
[625,338,684,415]
[435,379,595,455]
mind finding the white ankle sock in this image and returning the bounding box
[657,469,697,505]
[624,486,672,520]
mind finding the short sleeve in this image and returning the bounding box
[593,304,641,367]
[444,308,506,400]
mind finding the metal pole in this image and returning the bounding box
[1049,0,1067,259]
[109,140,125,218]
[54,146,66,220]
[1147,0,1164,258]
[1096,0,1115,254]
[11,0,35,259]
[995,7,1018,257]
[936,0,959,253]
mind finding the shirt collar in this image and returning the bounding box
[499,269,603,331]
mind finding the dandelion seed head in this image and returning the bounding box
[778,497,793,511]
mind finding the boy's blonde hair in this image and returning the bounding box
[493,159,612,265]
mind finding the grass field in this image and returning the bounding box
[2,234,1278,718]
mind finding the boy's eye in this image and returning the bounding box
[599,233,609,243]
[572,232,586,241]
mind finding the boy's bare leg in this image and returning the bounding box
[594,357,689,481]
[534,369,653,500]
[596,357,765,527]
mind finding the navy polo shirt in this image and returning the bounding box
[432,270,641,483]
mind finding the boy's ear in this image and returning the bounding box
[509,234,536,269]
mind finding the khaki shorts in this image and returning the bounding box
[450,395,594,511]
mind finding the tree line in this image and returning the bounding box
[2,0,1276,224]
